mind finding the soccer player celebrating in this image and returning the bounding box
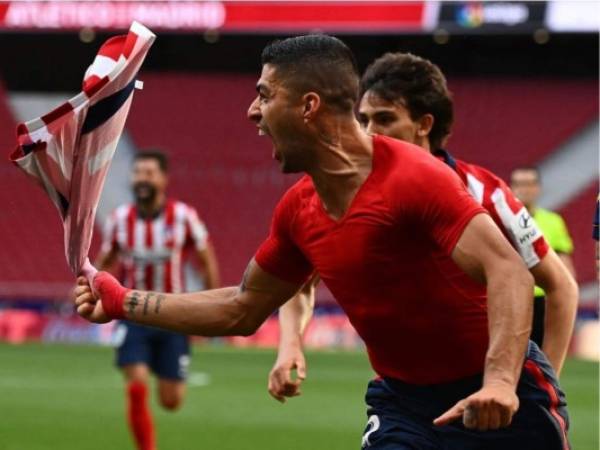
[96,150,220,450]
[76,36,570,449]
[269,52,579,403]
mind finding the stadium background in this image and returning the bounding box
[0,1,598,449]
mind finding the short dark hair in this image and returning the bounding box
[511,166,541,183]
[134,149,169,173]
[360,53,453,150]
[261,35,359,113]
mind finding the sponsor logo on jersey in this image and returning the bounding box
[519,212,532,229]
[515,209,538,245]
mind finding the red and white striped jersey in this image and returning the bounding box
[102,199,209,293]
[435,150,549,268]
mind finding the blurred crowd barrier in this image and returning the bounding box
[1,308,598,362]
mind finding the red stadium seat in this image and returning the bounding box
[450,78,598,180]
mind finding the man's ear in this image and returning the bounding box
[302,92,321,123]
[417,113,434,137]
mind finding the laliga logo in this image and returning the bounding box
[456,2,485,28]
[456,2,530,28]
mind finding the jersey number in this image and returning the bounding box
[361,414,380,448]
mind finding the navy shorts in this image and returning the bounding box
[114,321,191,381]
[362,341,569,450]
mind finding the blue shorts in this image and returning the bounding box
[114,321,191,381]
[362,341,569,450]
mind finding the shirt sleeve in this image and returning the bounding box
[101,211,119,254]
[185,206,209,251]
[254,195,314,285]
[400,159,487,256]
[484,176,550,268]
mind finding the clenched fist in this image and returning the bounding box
[268,344,307,403]
[74,272,129,322]
[433,382,519,431]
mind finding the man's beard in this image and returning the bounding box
[133,182,158,204]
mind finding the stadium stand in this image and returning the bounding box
[450,78,598,180]
[125,73,599,287]
[125,73,298,286]
[0,74,597,299]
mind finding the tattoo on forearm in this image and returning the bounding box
[154,294,166,314]
[143,293,152,315]
[128,291,140,316]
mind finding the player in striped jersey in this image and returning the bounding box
[97,149,220,450]
[268,52,578,403]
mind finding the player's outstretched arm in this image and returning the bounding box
[268,274,319,403]
[75,259,302,337]
[530,249,578,377]
[434,213,534,431]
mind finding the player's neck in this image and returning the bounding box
[421,140,432,153]
[137,193,166,217]
[308,121,373,221]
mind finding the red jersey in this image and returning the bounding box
[255,135,491,384]
[435,150,549,268]
[102,199,209,293]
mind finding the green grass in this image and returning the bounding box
[0,344,597,450]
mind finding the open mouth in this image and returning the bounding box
[255,126,278,160]
[257,124,270,137]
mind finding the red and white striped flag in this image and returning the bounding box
[9,21,155,280]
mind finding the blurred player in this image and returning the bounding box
[510,166,577,346]
[96,149,220,450]
[269,52,579,400]
[76,36,570,449]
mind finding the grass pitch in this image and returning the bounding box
[0,344,597,450]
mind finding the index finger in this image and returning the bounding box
[74,285,92,296]
[433,400,466,426]
[74,291,96,306]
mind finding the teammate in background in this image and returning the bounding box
[510,167,577,346]
[76,36,570,449]
[270,53,578,401]
[96,150,220,450]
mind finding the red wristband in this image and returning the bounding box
[92,271,130,320]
